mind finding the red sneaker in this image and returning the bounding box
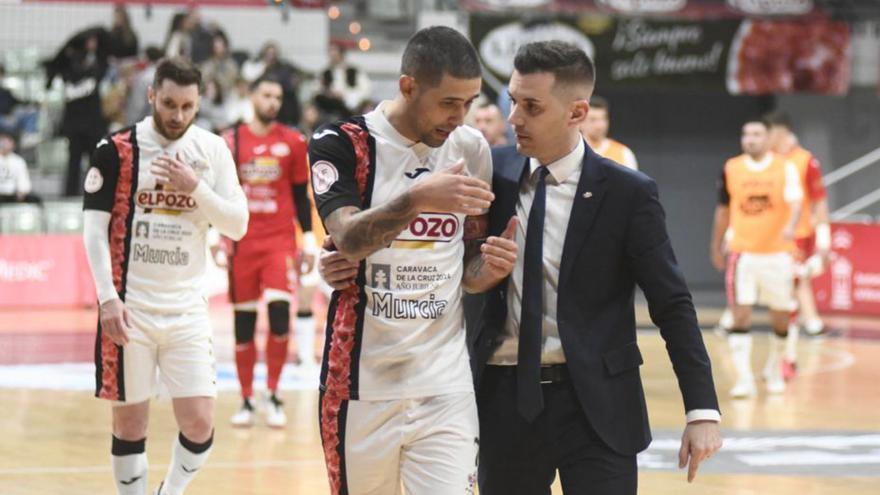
[781,359,798,381]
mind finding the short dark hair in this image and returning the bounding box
[590,95,609,111]
[250,74,283,92]
[514,41,595,92]
[145,46,164,63]
[153,57,202,91]
[763,111,792,130]
[401,26,481,86]
[743,118,769,129]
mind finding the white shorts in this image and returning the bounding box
[726,252,796,312]
[94,308,217,404]
[320,391,479,495]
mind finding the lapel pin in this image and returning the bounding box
[583,191,593,199]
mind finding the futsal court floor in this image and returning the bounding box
[1,300,878,494]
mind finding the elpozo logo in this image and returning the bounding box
[392,213,460,250]
[727,0,813,15]
[597,0,687,14]
[136,189,197,214]
[479,22,595,77]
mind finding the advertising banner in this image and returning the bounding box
[461,0,819,17]
[0,235,96,308]
[471,15,850,94]
[813,223,880,317]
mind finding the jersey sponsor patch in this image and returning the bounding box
[84,167,104,193]
[240,157,282,183]
[312,129,338,140]
[397,213,459,243]
[270,142,290,157]
[136,189,197,212]
[312,160,339,195]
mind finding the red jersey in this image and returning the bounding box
[786,146,827,239]
[223,122,309,247]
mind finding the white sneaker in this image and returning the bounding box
[766,375,786,394]
[230,399,255,427]
[804,318,825,336]
[765,368,786,394]
[730,377,757,399]
[265,394,287,428]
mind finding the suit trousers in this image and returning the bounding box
[478,365,637,495]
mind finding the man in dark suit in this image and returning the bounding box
[318,39,722,495]
[471,41,722,494]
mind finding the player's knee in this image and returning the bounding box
[113,412,149,440]
[179,415,214,444]
[268,301,290,337]
[234,310,257,343]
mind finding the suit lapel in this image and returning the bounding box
[559,145,608,288]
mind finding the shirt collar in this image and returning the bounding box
[368,101,432,160]
[744,152,774,172]
[529,138,585,184]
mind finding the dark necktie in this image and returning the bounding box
[517,166,550,422]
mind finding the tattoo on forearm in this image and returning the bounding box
[325,194,418,260]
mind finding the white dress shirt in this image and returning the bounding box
[488,138,720,424]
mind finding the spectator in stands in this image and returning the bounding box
[186,8,217,64]
[312,68,350,127]
[224,77,254,125]
[165,12,192,59]
[201,31,239,98]
[108,4,139,60]
[0,131,38,204]
[125,46,164,125]
[473,102,509,146]
[299,103,320,137]
[242,42,302,126]
[0,64,36,140]
[321,43,371,112]
[45,29,109,197]
[196,79,230,133]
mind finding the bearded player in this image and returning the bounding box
[222,75,317,428]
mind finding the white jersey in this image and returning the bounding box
[83,117,247,313]
[309,102,492,400]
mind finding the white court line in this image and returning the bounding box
[0,458,325,476]
[638,330,856,386]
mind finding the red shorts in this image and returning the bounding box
[228,241,298,304]
[794,235,816,264]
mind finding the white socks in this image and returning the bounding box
[728,332,753,380]
[158,432,214,495]
[111,436,148,495]
[785,322,799,363]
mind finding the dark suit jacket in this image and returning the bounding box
[472,143,720,456]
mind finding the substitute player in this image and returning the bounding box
[83,58,248,495]
[710,119,802,398]
[222,75,317,428]
[579,96,638,170]
[309,27,517,494]
[766,112,830,376]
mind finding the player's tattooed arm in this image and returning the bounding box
[323,194,420,262]
[462,216,518,293]
[462,215,488,293]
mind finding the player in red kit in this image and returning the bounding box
[222,75,317,427]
